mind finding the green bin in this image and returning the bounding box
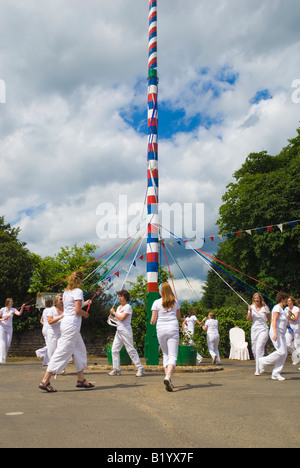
[107,345,132,366]
[177,346,197,366]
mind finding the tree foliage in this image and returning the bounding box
[202,127,300,308]
[0,217,34,306]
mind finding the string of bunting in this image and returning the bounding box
[170,219,300,246]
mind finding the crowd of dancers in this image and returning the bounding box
[0,273,299,391]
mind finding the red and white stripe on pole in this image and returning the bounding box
[147,0,159,293]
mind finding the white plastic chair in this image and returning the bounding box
[229,327,250,360]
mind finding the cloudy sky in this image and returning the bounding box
[1,0,300,300]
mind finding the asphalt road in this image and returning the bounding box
[0,358,299,449]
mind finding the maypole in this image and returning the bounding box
[145,0,160,365]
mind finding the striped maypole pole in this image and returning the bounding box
[147,0,159,293]
[145,0,160,365]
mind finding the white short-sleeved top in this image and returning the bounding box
[205,318,219,336]
[116,304,133,331]
[185,315,198,336]
[0,307,16,329]
[63,288,84,327]
[285,306,300,333]
[152,298,180,329]
[272,304,288,334]
[47,306,62,331]
[250,305,269,331]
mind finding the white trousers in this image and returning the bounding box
[36,327,50,365]
[252,328,269,374]
[112,328,143,371]
[207,333,220,363]
[47,322,87,375]
[261,329,287,377]
[47,328,61,360]
[286,330,295,355]
[157,326,179,368]
[0,326,13,364]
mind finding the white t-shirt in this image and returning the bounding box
[0,307,16,329]
[63,288,84,327]
[42,308,50,332]
[272,304,288,334]
[185,315,198,336]
[250,305,269,331]
[152,298,180,330]
[205,318,219,336]
[285,306,300,334]
[116,304,133,331]
[47,306,62,332]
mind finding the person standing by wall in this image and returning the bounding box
[0,299,25,364]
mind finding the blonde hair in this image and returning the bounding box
[252,293,266,307]
[161,282,176,310]
[65,271,84,291]
[5,298,13,307]
[54,294,63,306]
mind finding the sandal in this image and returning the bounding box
[76,379,95,389]
[39,383,57,393]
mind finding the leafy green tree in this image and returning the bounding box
[202,127,300,308]
[29,243,112,335]
[0,216,34,306]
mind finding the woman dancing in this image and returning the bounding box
[39,271,94,392]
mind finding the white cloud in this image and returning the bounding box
[0,0,299,298]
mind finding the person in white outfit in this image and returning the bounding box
[259,292,289,381]
[285,297,300,359]
[203,312,221,364]
[39,271,94,393]
[35,299,53,366]
[247,293,271,375]
[0,299,25,364]
[151,282,181,392]
[46,294,64,359]
[109,289,144,377]
[181,309,206,364]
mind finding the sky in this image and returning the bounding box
[0,0,300,301]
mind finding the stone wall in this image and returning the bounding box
[9,329,110,358]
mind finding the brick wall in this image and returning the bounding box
[9,329,110,358]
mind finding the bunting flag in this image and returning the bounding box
[162,219,300,247]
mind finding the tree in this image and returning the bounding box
[29,243,112,335]
[0,216,34,306]
[202,127,300,308]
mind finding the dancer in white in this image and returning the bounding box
[0,299,25,364]
[109,289,144,377]
[35,299,53,366]
[247,293,271,375]
[182,309,206,364]
[259,292,289,381]
[203,312,221,365]
[46,294,64,359]
[285,296,300,360]
[39,271,94,393]
[151,282,181,392]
